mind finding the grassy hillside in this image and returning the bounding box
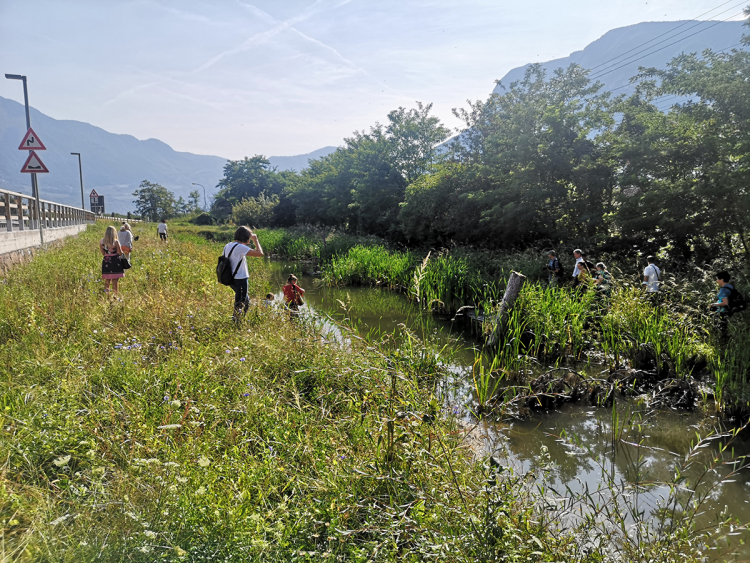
[0,225,732,562]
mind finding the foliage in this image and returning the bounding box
[132,180,177,222]
[231,192,279,228]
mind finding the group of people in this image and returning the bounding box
[99,222,136,295]
[545,248,743,327]
[219,227,305,322]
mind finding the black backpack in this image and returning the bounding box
[216,243,243,286]
[728,285,747,315]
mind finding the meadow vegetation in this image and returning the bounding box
[3,224,747,561]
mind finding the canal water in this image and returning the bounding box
[269,261,750,559]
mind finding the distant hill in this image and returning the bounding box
[494,20,745,97]
[269,147,337,172]
[0,96,335,213]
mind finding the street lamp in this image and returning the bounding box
[5,73,43,243]
[191,182,207,211]
[70,153,85,210]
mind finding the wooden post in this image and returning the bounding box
[487,271,526,347]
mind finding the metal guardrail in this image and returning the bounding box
[0,188,96,232]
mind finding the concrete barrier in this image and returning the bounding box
[0,188,96,273]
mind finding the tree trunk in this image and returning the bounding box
[487,271,526,347]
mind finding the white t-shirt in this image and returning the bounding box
[572,256,584,277]
[157,223,168,234]
[222,242,254,280]
[643,264,661,292]
[117,230,133,248]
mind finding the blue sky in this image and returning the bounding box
[0,0,745,158]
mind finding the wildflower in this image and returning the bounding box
[170,399,181,408]
[157,424,182,430]
[176,476,188,484]
[138,546,151,553]
[242,393,249,397]
[178,326,182,330]
[240,357,246,362]
[197,456,210,467]
[53,455,71,467]
[195,486,206,495]
[144,530,157,538]
[174,546,187,557]
[225,350,231,354]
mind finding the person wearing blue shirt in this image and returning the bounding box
[710,271,733,339]
[546,250,561,287]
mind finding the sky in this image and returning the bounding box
[0,0,746,159]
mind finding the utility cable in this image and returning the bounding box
[588,0,742,71]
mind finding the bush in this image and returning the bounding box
[190,212,214,225]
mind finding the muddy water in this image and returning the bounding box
[269,261,750,559]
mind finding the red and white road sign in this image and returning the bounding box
[18,127,46,151]
[20,151,49,173]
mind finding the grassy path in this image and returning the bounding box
[0,225,714,562]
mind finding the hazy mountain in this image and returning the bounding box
[0,96,335,213]
[269,147,337,172]
[494,20,745,97]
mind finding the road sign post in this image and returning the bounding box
[6,74,44,244]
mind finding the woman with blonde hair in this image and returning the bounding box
[100,225,125,294]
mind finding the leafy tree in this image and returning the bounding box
[188,190,202,212]
[212,156,287,218]
[232,192,280,227]
[132,180,176,222]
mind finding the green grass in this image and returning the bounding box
[1,223,626,563]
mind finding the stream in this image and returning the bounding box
[268,260,750,559]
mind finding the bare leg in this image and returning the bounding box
[111,279,119,294]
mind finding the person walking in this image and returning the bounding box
[546,250,562,288]
[100,225,125,295]
[283,275,306,318]
[221,227,264,322]
[571,249,584,286]
[642,256,661,293]
[593,262,612,296]
[710,271,734,339]
[118,223,134,260]
[157,219,168,242]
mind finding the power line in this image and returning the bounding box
[588,0,742,72]
[589,10,746,81]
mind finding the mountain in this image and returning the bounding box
[269,147,337,172]
[0,95,335,213]
[494,20,746,97]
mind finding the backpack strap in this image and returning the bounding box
[225,243,239,259]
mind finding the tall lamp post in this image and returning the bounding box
[191,182,207,211]
[70,153,85,209]
[5,73,43,244]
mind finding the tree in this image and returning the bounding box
[132,180,176,222]
[232,192,280,227]
[188,190,202,212]
[212,156,288,218]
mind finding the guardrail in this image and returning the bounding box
[0,188,95,232]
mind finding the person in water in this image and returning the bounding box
[282,275,305,317]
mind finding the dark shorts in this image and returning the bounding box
[159,232,167,240]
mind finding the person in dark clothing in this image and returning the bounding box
[710,271,733,339]
[546,250,561,288]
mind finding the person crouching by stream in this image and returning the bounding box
[100,226,125,296]
[283,275,305,318]
[222,227,264,323]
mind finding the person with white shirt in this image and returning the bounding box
[118,223,134,259]
[222,226,264,322]
[157,219,168,241]
[642,256,661,293]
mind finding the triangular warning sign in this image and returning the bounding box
[20,151,49,174]
[18,128,46,151]
[89,189,99,197]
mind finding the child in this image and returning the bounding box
[100,225,125,294]
[157,219,168,242]
[221,227,264,322]
[593,262,612,295]
[264,293,275,308]
[282,275,305,317]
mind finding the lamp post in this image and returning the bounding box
[191,182,207,211]
[70,153,85,210]
[5,73,43,244]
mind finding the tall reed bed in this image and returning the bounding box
[324,245,414,287]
